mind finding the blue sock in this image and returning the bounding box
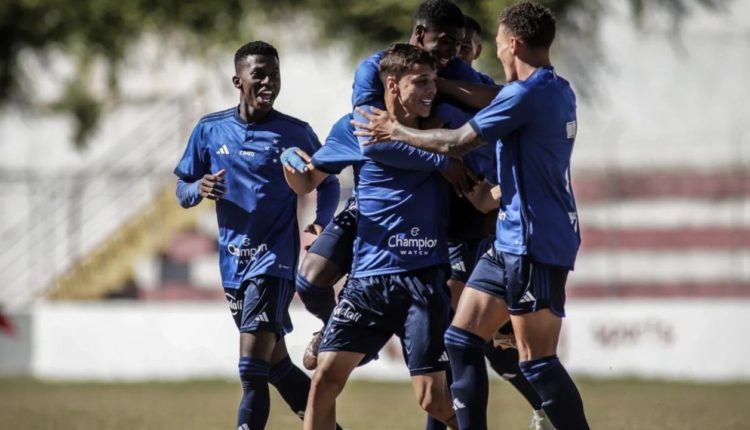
[484,343,543,410]
[444,326,488,430]
[296,273,336,324]
[238,357,270,430]
[519,355,590,430]
[269,356,343,430]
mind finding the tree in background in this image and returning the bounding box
[0,0,721,148]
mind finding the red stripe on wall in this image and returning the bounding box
[580,227,750,250]
[568,282,750,298]
[573,171,750,202]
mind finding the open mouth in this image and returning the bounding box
[420,98,434,107]
[257,90,275,104]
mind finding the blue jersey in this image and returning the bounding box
[351,50,490,107]
[469,67,580,269]
[311,114,365,186]
[174,107,339,287]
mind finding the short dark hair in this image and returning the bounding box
[464,16,482,37]
[234,41,279,68]
[414,0,465,30]
[498,2,556,49]
[379,43,438,83]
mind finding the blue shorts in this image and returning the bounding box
[466,247,568,317]
[319,265,451,376]
[448,236,494,283]
[224,276,295,335]
[307,200,357,270]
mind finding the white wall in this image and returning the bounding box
[1,300,748,382]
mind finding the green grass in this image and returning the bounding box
[1,377,749,429]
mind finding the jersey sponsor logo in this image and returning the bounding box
[239,150,255,156]
[518,291,536,304]
[452,398,466,410]
[216,144,230,155]
[331,299,363,323]
[387,227,438,256]
[566,120,577,139]
[227,238,268,263]
[255,312,270,323]
[225,292,243,316]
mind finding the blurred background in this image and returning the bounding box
[0,0,748,428]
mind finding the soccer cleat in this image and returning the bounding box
[303,330,323,370]
[530,409,556,430]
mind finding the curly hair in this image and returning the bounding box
[498,2,556,49]
[379,43,438,83]
[234,40,279,68]
[414,0,465,30]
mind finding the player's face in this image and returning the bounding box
[458,30,481,65]
[495,25,517,81]
[233,55,281,113]
[419,25,463,69]
[396,63,437,118]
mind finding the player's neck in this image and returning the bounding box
[386,97,419,128]
[238,99,272,123]
[515,52,551,81]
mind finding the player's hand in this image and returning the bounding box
[199,169,226,200]
[441,158,477,197]
[304,223,324,236]
[351,106,397,144]
[281,147,311,173]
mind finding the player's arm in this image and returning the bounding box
[353,106,485,158]
[174,122,226,208]
[436,78,501,111]
[176,170,226,208]
[297,126,341,231]
[465,182,501,214]
[281,148,331,195]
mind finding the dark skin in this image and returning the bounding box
[410,23,463,70]
[198,54,281,201]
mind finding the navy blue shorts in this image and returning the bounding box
[307,200,357,270]
[466,247,569,317]
[448,236,495,283]
[319,265,451,376]
[224,276,295,335]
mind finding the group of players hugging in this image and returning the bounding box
[174,1,590,429]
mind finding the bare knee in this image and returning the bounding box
[299,254,343,287]
[311,364,348,397]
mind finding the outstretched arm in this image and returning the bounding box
[437,78,501,111]
[352,106,486,158]
[282,148,331,195]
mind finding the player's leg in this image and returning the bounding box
[444,249,512,430]
[304,350,363,430]
[504,255,589,430]
[234,276,294,430]
[401,266,458,429]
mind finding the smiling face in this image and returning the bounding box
[232,54,280,116]
[391,63,437,121]
[416,24,463,70]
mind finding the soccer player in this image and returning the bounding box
[173,41,343,430]
[303,43,457,430]
[457,16,495,86]
[352,3,591,430]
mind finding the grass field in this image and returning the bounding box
[2,377,749,429]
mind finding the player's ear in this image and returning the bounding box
[232,75,241,89]
[414,24,426,46]
[509,36,520,55]
[386,76,399,95]
[475,43,483,60]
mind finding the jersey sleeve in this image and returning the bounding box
[300,124,340,226]
[173,122,210,182]
[355,103,448,171]
[310,115,363,175]
[469,84,530,144]
[352,53,384,108]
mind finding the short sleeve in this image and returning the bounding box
[469,85,530,144]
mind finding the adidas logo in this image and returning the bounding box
[438,352,449,362]
[237,424,250,430]
[518,291,536,304]
[255,312,269,323]
[216,144,229,155]
[451,261,466,272]
[453,398,466,410]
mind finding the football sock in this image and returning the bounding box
[444,325,488,430]
[484,343,543,410]
[296,272,336,324]
[519,355,590,430]
[237,357,270,430]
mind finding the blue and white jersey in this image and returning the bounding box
[469,67,580,269]
[174,107,339,287]
[311,113,365,185]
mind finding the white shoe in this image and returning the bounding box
[530,409,556,430]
